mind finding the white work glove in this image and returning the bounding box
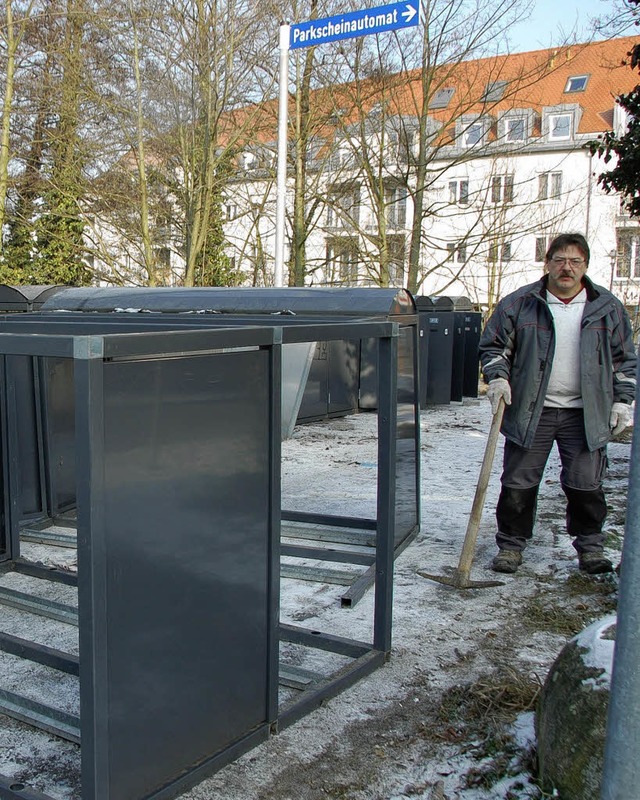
[610,402,633,436]
[485,378,511,415]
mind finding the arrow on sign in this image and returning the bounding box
[401,4,417,22]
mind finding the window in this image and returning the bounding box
[535,236,553,262]
[327,186,360,228]
[385,185,408,228]
[488,242,512,263]
[616,233,640,279]
[326,238,359,284]
[564,75,589,93]
[464,121,484,147]
[505,118,526,142]
[448,179,469,205]
[154,247,171,268]
[225,203,238,220]
[429,87,455,109]
[240,151,257,170]
[446,242,467,263]
[396,128,415,164]
[329,143,357,170]
[482,80,508,102]
[387,235,406,285]
[538,172,562,200]
[548,113,572,140]
[491,175,514,204]
[154,247,171,284]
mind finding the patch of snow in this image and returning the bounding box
[575,614,616,688]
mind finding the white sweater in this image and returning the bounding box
[545,289,586,408]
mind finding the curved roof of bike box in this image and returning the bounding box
[40,286,416,316]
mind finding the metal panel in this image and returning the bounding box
[296,341,329,422]
[0,318,399,798]
[281,341,316,437]
[75,347,275,798]
[450,314,465,403]
[327,339,360,417]
[394,325,420,545]
[462,311,482,398]
[41,358,75,515]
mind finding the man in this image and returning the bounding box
[479,233,637,575]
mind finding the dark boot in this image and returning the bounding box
[579,552,613,574]
[496,486,539,551]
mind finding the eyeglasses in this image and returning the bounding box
[549,256,585,267]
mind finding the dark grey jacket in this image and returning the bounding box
[479,275,637,451]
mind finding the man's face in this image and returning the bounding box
[545,244,588,298]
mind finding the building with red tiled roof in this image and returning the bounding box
[213,35,640,312]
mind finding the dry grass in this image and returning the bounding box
[522,576,617,637]
[430,666,543,792]
[435,666,542,736]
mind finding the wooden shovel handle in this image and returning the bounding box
[456,398,506,577]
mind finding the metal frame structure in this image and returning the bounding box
[7,306,421,608]
[0,315,399,800]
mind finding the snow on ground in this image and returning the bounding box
[0,397,629,799]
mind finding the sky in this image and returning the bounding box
[508,0,636,53]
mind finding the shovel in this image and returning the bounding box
[417,398,506,589]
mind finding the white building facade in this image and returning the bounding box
[219,37,640,314]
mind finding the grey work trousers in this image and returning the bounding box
[496,408,608,555]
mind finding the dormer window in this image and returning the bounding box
[458,116,490,148]
[465,122,484,146]
[499,109,534,144]
[564,75,589,93]
[505,118,525,142]
[240,151,257,170]
[543,104,581,142]
[548,112,572,140]
[457,114,495,148]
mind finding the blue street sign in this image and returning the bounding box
[290,0,419,50]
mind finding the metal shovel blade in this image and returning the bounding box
[417,568,504,589]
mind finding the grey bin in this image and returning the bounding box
[434,296,482,401]
[414,294,433,409]
[0,285,65,312]
[439,296,472,403]
[418,296,477,405]
[0,286,67,521]
[296,339,361,423]
[415,295,454,405]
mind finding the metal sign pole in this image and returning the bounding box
[601,361,640,800]
[274,23,290,288]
